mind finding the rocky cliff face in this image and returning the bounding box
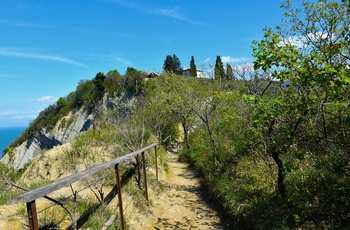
[1,93,132,170]
[1,106,94,169]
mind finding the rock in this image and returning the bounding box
[1,92,136,169]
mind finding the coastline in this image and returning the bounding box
[0,126,27,160]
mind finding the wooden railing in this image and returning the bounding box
[8,143,158,230]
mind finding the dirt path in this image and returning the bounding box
[128,152,228,229]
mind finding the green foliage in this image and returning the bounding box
[5,66,146,154]
[58,116,75,130]
[285,153,350,228]
[73,79,97,110]
[2,4,350,227]
[105,69,125,96]
[214,55,225,80]
[124,67,146,95]
[163,55,174,72]
[163,54,182,75]
[74,200,118,230]
[226,63,234,80]
[5,96,73,152]
[92,72,106,99]
[190,56,197,77]
[143,73,180,144]
[0,160,45,205]
[172,2,350,226]
[172,54,182,74]
[237,0,350,227]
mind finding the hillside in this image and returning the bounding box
[0,142,229,229]
[0,60,350,229]
[1,69,142,169]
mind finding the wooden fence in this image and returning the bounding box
[8,143,158,230]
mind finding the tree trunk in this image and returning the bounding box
[271,149,287,199]
[206,122,219,169]
[182,122,190,149]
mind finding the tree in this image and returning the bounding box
[93,72,106,99]
[74,79,96,109]
[143,83,177,144]
[173,54,182,75]
[226,63,234,80]
[163,55,174,72]
[125,67,145,94]
[190,56,197,77]
[105,70,125,96]
[251,0,350,204]
[163,54,182,75]
[214,56,225,80]
[154,73,196,149]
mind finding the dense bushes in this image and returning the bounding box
[148,67,350,229]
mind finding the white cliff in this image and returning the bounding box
[1,92,135,169]
[1,106,94,169]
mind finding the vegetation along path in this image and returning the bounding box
[128,151,230,229]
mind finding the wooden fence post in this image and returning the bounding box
[9,144,157,230]
[154,146,158,180]
[115,164,125,230]
[26,200,38,230]
[141,151,149,201]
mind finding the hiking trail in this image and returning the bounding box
[128,151,229,229]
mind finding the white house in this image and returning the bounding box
[183,68,205,78]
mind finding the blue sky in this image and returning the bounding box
[0,0,285,127]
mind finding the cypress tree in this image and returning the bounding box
[190,56,197,77]
[214,56,225,80]
[226,63,234,80]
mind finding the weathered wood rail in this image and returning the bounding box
[8,143,158,230]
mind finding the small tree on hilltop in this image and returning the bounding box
[214,56,225,80]
[163,55,174,72]
[173,54,182,75]
[93,72,106,99]
[163,54,183,75]
[226,63,234,80]
[190,56,197,77]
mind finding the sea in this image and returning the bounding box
[0,126,27,160]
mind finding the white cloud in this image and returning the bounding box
[232,62,255,71]
[108,55,132,66]
[0,111,39,116]
[152,6,201,25]
[203,58,211,63]
[280,36,306,48]
[89,53,132,66]
[105,0,201,25]
[13,115,37,120]
[0,48,88,68]
[37,96,57,102]
[0,112,19,116]
[0,111,37,122]
[280,32,330,49]
[221,56,249,64]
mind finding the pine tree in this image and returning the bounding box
[214,56,225,80]
[163,55,174,72]
[163,54,182,74]
[173,54,182,75]
[190,56,197,77]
